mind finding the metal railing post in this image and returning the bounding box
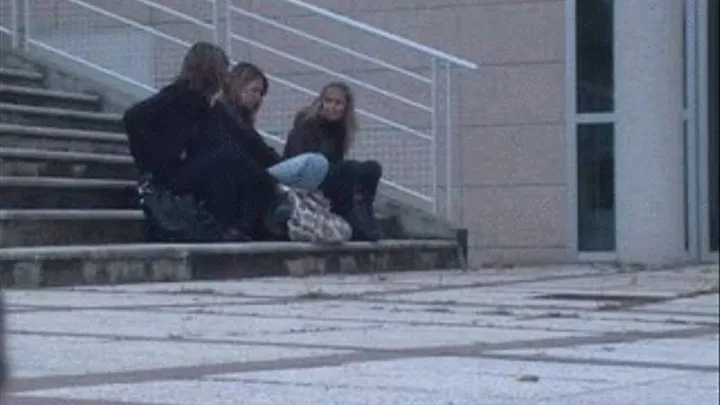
[22,0,29,51]
[444,62,453,221]
[225,0,232,57]
[212,0,229,52]
[10,0,18,48]
[430,57,439,215]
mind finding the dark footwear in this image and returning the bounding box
[347,193,382,242]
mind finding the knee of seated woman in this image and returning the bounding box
[360,160,382,179]
[301,153,329,177]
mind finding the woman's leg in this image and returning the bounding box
[354,160,383,199]
[321,160,382,241]
[170,148,287,238]
[267,153,329,190]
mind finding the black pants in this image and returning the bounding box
[320,160,382,215]
[168,147,278,232]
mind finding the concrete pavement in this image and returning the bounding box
[3,264,718,404]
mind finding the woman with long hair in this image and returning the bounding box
[123,42,292,241]
[216,62,328,191]
[284,82,382,241]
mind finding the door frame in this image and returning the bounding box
[697,0,719,261]
[689,0,718,262]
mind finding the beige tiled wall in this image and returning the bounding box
[19,0,571,265]
[334,0,570,265]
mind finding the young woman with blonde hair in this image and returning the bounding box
[205,62,328,239]
[284,82,383,241]
[218,62,329,191]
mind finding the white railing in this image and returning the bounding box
[0,0,477,219]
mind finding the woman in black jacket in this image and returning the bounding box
[215,62,329,191]
[284,82,382,241]
[206,62,329,239]
[123,42,291,241]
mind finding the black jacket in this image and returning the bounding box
[211,99,281,169]
[283,113,346,164]
[123,83,211,180]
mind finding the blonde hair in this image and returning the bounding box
[224,62,269,99]
[297,82,357,153]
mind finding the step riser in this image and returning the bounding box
[0,160,137,180]
[0,187,136,209]
[0,216,400,246]
[0,134,128,154]
[0,92,101,112]
[0,110,123,132]
[1,219,145,247]
[1,248,460,287]
[0,74,43,88]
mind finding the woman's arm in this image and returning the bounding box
[283,113,321,159]
[245,128,282,168]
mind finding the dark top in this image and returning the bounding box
[283,113,346,164]
[122,82,211,180]
[211,98,281,169]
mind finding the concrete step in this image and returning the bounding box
[0,208,438,247]
[0,240,462,287]
[0,124,128,154]
[0,67,44,87]
[0,103,123,132]
[0,147,137,179]
[0,209,145,247]
[0,84,101,111]
[0,176,136,209]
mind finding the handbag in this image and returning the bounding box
[283,186,352,244]
[137,176,223,242]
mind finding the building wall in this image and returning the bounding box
[15,0,570,265]
[332,0,570,266]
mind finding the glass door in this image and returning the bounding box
[706,0,718,258]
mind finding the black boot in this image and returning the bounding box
[347,191,382,242]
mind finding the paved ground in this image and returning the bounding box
[2,264,719,405]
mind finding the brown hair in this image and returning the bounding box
[296,81,358,154]
[221,62,269,125]
[225,62,269,98]
[175,42,229,96]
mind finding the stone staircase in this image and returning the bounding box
[0,58,465,288]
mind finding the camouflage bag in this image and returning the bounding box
[283,186,352,244]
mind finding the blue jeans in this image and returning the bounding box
[268,153,329,190]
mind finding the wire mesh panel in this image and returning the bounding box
[24,0,215,91]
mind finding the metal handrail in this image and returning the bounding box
[130,0,213,30]
[62,0,203,48]
[228,31,432,111]
[273,0,478,70]
[227,4,431,84]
